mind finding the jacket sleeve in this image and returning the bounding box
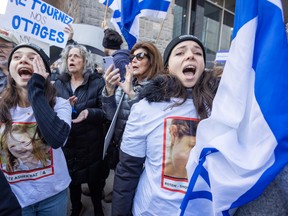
[28,74,71,149]
[102,87,120,121]
[86,107,105,123]
[0,170,22,215]
[85,78,105,123]
[112,150,145,216]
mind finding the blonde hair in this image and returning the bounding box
[1,124,50,172]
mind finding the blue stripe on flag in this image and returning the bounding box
[230,0,288,208]
[139,0,170,11]
[101,0,114,7]
[121,0,140,25]
[113,10,121,19]
[120,0,140,49]
[180,148,218,216]
[180,0,288,215]
[100,0,171,49]
[119,24,138,50]
[232,0,257,39]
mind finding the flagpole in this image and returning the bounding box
[156,0,173,43]
[101,0,110,29]
[104,0,109,21]
[156,19,166,43]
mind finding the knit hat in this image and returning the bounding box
[8,43,51,74]
[163,35,206,66]
[0,29,19,45]
[102,28,123,50]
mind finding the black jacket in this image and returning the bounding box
[0,170,22,216]
[54,71,105,184]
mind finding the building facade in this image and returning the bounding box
[45,0,236,68]
[173,0,235,67]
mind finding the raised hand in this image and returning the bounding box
[119,63,135,99]
[32,55,49,79]
[64,24,74,41]
[103,64,120,96]
[72,109,88,123]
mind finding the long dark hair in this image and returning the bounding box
[139,72,217,121]
[0,75,56,144]
[192,70,217,120]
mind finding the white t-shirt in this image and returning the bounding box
[0,97,71,207]
[121,98,199,215]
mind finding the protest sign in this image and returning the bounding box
[0,0,73,48]
[215,50,229,63]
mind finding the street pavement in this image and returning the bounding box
[67,170,114,216]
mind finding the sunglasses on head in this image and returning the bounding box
[129,52,149,62]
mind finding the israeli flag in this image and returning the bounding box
[181,0,288,215]
[99,0,171,49]
[139,0,171,19]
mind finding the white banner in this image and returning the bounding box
[0,0,73,48]
[0,0,9,15]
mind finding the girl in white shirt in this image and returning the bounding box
[0,43,71,215]
[112,35,218,215]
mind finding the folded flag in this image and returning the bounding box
[180,0,288,215]
[99,0,171,49]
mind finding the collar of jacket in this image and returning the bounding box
[58,70,94,85]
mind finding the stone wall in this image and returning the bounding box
[44,0,174,54]
[43,0,81,23]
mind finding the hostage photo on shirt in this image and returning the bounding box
[0,122,53,183]
[162,117,198,193]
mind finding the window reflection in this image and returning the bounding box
[209,0,224,6]
[225,0,235,12]
[220,11,234,50]
[173,0,188,37]
[171,0,236,67]
[202,2,221,65]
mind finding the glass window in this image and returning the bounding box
[173,0,188,38]
[220,11,234,50]
[209,0,224,6]
[225,0,235,12]
[202,2,221,56]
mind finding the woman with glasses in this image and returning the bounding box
[102,41,164,170]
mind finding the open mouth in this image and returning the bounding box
[183,65,196,75]
[18,67,33,77]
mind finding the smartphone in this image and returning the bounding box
[102,56,125,82]
[102,56,114,74]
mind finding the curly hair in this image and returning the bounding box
[59,44,94,74]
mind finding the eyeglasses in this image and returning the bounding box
[129,52,149,62]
